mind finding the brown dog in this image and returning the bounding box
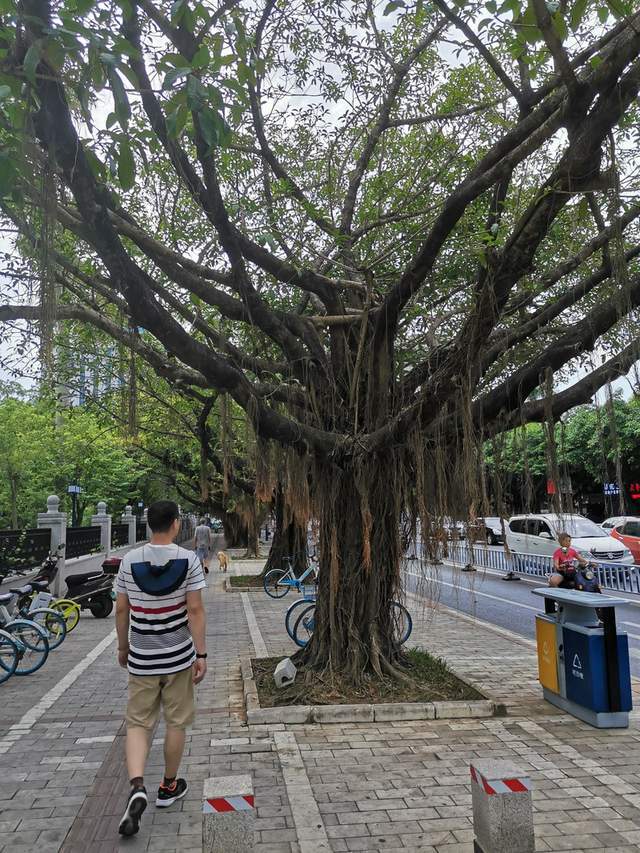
[217,551,228,572]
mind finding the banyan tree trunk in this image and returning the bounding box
[222,511,248,549]
[261,484,308,578]
[296,454,404,683]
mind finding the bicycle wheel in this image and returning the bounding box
[391,601,412,645]
[29,608,67,650]
[285,597,315,641]
[264,569,290,599]
[5,619,49,675]
[0,630,19,684]
[52,599,81,633]
[292,603,316,648]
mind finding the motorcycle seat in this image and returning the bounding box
[29,581,50,592]
[9,586,32,595]
[0,593,14,604]
[66,572,105,587]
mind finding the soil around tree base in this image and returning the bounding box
[252,648,484,708]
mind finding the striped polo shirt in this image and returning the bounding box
[116,544,206,676]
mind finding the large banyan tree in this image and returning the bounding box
[1,0,640,680]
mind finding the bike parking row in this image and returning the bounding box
[0,547,117,685]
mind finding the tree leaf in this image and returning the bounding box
[166,102,188,138]
[118,139,135,190]
[23,42,41,84]
[186,74,206,111]
[191,45,210,68]
[198,106,221,149]
[108,68,131,129]
[162,66,190,90]
[383,0,405,13]
[605,0,629,15]
[170,0,185,23]
[0,85,11,100]
[569,0,588,29]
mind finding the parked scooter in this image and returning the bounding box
[29,547,115,619]
[557,559,602,593]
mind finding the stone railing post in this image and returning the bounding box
[37,495,67,596]
[122,505,136,547]
[91,501,112,556]
[143,508,151,541]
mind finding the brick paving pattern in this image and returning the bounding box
[2,549,640,851]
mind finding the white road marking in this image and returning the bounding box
[75,735,116,745]
[405,570,539,612]
[441,561,640,606]
[405,591,537,651]
[0,629,116,755]
[274,731,330,852]
[240,592,268,658]
[406,574,640,658]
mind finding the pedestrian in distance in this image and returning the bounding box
[115,500,207,837]
[194,517,213,574]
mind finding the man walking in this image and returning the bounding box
[115,500,207,837]
[194,517,213,574]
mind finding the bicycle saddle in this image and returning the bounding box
[30,581,50,592]
[9,586,32,595]
[0,593,13,604]
[66,572,104,587]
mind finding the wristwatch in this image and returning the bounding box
[196,652,208,659]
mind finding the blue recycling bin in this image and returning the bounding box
[533,588,632,728]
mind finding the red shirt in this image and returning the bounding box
[553,547,579,569]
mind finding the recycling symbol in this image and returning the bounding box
[542,641,549,655]
[572,654,582,670]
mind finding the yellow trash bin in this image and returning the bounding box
[536,616,559,694]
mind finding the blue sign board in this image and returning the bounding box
[563,627,632,712]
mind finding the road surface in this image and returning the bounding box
[403,553,640,676]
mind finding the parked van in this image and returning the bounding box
[507,513,634,565]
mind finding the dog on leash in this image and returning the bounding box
[217,551,229,572]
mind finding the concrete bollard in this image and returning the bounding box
[470,759,534,853]
[202,775,254,853]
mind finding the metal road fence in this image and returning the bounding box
[445,542,640,595]
[66,525,102,559]
[0,528,52,578]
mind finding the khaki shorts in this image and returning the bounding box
[126,667,195,731]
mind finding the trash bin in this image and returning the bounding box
[533,588,632,728]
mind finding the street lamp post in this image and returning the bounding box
[67,484,82,527]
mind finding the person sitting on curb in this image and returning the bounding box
[548,532,588,588]
[115,500,207,837]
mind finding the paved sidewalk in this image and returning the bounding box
[2,555,640,851]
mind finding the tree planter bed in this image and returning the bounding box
[241,654,504,725]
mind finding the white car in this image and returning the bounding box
[506,513,634,565]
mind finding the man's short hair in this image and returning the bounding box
[199,518,206,525]
[148,500,180,532]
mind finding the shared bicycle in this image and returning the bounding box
[264,556,318,599]
[284,594,413,648]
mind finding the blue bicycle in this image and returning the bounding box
[289,597,413,648]
[264,557,318,599]
[0,629,19,684]
[0,593,51,675]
